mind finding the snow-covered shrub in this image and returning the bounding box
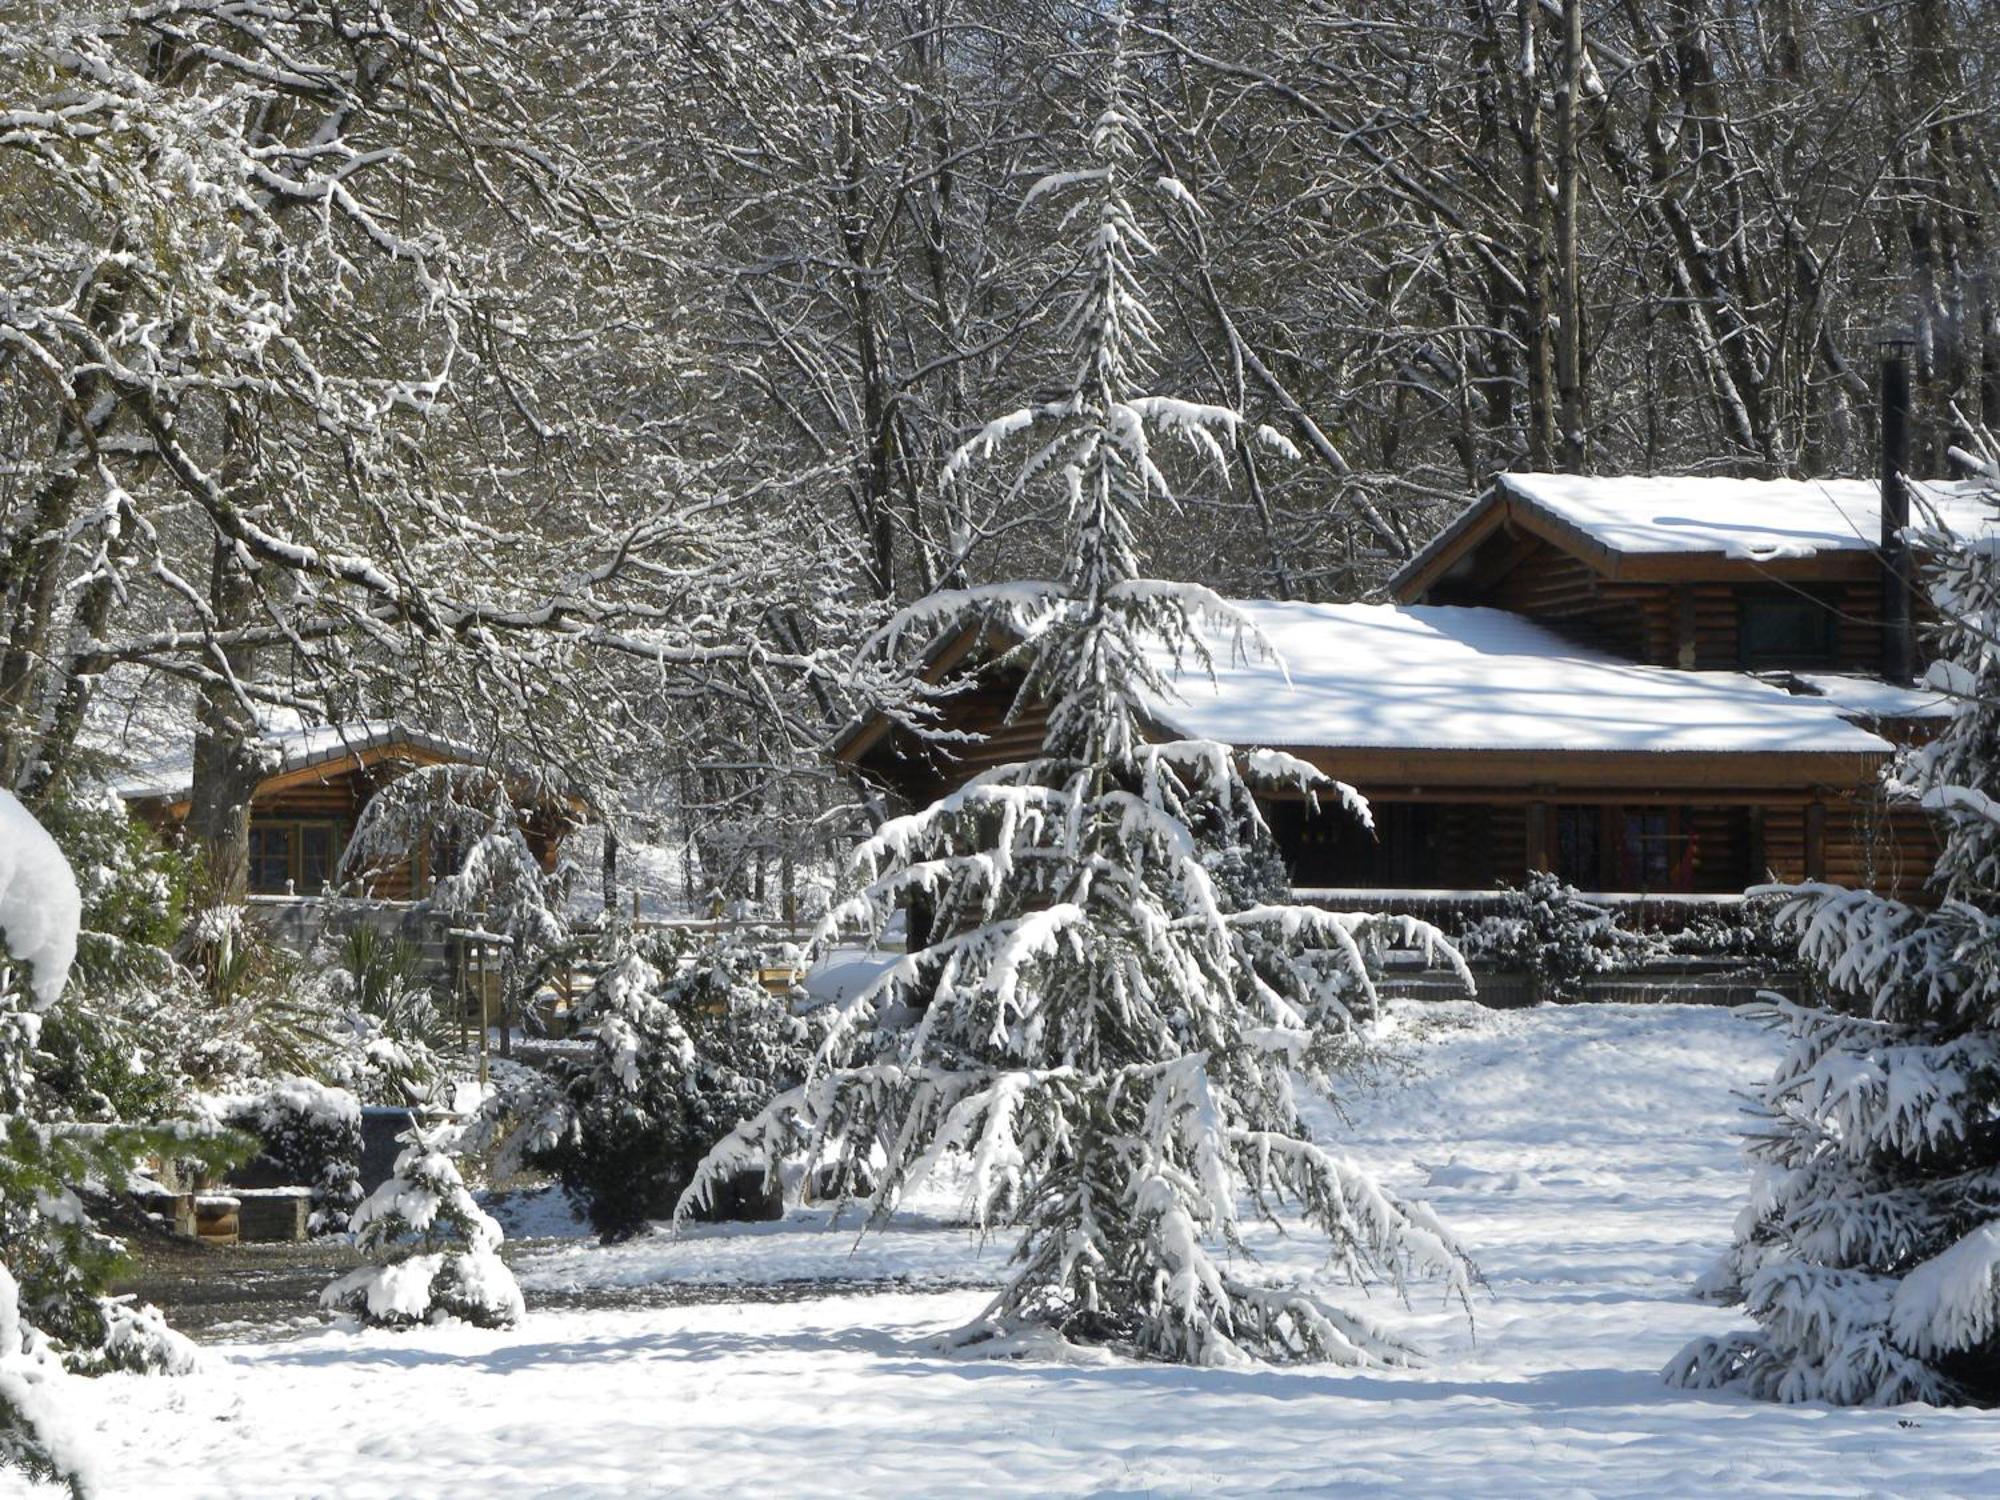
[27,791,204,1125]
[678,59,1473,1368]
[527,933,811,1240]
[322,925,452,1108]
[188,912,340,1088]
[0,1260,89,1498]
[320,1126,523,1329]
[1669,450,2000,1406]
[0,792,235,1495]
[1459,873,1657,1001]
[1658,897,1789,965]
[221,1078,363,1235]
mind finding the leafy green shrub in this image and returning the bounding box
[324,925,452,1107]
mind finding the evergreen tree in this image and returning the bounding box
[0,791,235,1495]
[680,23,1473,1367]
[343,765,570,1050]
[526,936,812,1241]
[321,1125,523,1330]
[1670,454,2000,1405]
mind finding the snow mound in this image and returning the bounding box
[1421,1158,1532,1194]
[0,789,81,1008]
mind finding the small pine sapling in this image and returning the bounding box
[678,27,1474,1368]
[321,1125,523,1329]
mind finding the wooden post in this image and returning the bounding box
[1526,800,1551,874]
[1674,586,1698,669]
[476,934,489,1089]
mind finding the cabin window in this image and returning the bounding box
[246,820,346,895]
[1271,800,1494,890]
[248,827,293,894]
[1737,587,1837,668]
[1555,806,1601,888]
[1617,810,1680,890]
[1554,805,1698,892]
[298,825,338,890]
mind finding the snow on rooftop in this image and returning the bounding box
[1496,473,1996,561]
[1785,672,1953,722]
[113,718,475,802]
[1147,601,1890,755]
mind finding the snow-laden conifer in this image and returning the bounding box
[523,936,812,1240]
[1669,442,2000,1405]
[0,793,233,1495]
[321,1126,524,1330]
[679,22,1473,1367]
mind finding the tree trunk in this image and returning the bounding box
[186,537,267,913]
[1554,0,1588,471]
[1517,0,1556,470]
[601,824,620,918]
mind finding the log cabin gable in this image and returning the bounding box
[1394,478,1900,676]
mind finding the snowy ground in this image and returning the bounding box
[46,1002,2000,1498]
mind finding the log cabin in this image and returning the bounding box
[117,720,565,899]
[838,471,1991,918]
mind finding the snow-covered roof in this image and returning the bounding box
[114,719,478,803]
[1494,473,1996,560]
[1396,473,1998,595]
[1782,672,1953,723]
[1148,602,1891,755]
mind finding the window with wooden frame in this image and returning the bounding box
[1736,585,1839,669]
[245,820,347,895]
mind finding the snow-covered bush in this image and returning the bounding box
[1658,898,1788,964]
[15,793,219,1133]
[529,935,811,1240]
[678,49,1473,1368]
[0,1259,90,1497]
[1458,873,1657,1001]
[221,1078,364,1236]
[1669,449,2000,1406]
[321,1126,523,1329]
[322,926,453,1108]
[0,792,233,1494]
[186,911,340,1089]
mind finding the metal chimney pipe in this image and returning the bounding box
[1880,348,1916,686]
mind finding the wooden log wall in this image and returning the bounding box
[1449,534,1893,674]
[866,674,1052,809]
[1475,544,1674,662]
